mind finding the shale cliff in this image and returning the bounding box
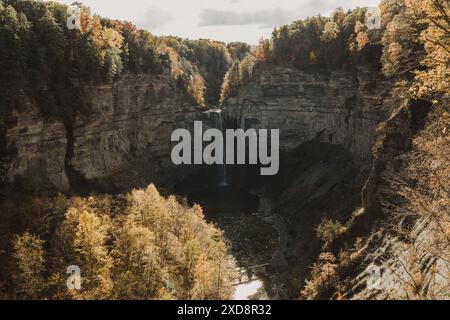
[332,98,449,300]
[218,63,396,298]
[223,63,449,300]
[4,71,199,193]
[223,65,394,161]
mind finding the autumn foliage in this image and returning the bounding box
[0,185,237,300]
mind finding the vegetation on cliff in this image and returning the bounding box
[299,0,449,300]
[0,0,250,188]
[221,0,448,105]
[220,3,389,103]
[0,0,249,122]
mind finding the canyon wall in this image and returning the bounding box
[4,71,199,192]
[221,64,400,298]
[340,100,448,300]
[223,65,394,161]
[3,64,395,193]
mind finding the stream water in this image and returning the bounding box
[189,185,268,300]
[183,108,279,300]
[233,279,265,300]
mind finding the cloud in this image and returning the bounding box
[138,6,173,30]
[198,0,363,28]
[199,7,295,28]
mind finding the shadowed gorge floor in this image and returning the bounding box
[174,141,367,299]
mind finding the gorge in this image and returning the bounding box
[2,59,392,300]
[3,65,391,192]
[0,0,448,300]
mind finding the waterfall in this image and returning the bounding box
[209,109,228,186]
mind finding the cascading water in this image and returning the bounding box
[209,109,228,186]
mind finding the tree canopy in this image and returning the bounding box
[0,185,237,299]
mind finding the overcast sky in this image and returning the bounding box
[52,0,380,44]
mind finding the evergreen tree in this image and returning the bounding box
[220,60,241,103]
[273,25,290,62]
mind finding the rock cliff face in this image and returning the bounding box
[4,72,199,192]
[4,64,394,193]
[345,215,449,300]
[221,64,402,298]
[340,100,448,300]
[223,65,394,161]
[4,98,68,190]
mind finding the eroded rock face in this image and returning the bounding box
[347,216,450,300]
[5,72,199,192]
[223,65,394,161]
[5,96,69,190]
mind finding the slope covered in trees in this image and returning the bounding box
[221,0,448,105]
[0,184,237,299]
[220,4,388,103]
[296,0,449,299]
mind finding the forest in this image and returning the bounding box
[221,0,448,105]
[0,184,237,299]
